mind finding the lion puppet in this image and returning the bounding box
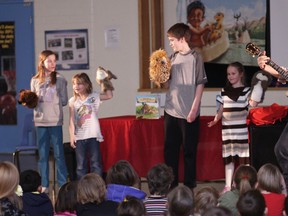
[149,49,171,87]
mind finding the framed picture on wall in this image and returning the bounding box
[177,0,271,88]
[45,29,89,70]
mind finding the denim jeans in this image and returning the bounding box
[36,126,68,188]
[274,123,288,188]
[75,138,102,179]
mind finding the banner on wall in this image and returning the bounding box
[45,29,89,70]
[0,21,17,125]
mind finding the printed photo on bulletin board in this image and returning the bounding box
[177,0,270,88]
[45,29,89,70]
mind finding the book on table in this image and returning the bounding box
[135,95,160,119]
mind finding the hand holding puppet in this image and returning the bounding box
[250,70,272,105]
[96,66,117,92]
[18,89,38,109]
[149,49,171,87]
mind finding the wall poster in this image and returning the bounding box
[0,21,16,125]
[45,29,89,70]
[177,0,269,87]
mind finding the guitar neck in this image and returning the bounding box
[266,59,288,80]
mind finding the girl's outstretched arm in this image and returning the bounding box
[207,104,223,127]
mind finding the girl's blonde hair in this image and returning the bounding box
[71,73,93,99]
[257,163,284,194]
[0,161,23,212]
[77,173,106,204]
[34,50,57,84]
[0,161,19,199]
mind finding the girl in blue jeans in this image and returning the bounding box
[69,72,113,179]
[31,50,68,192]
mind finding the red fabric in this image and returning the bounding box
[262,193,285,216]
[99,116,224,181]
[248,103,288,125]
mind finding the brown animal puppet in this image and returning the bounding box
[18,89,38,109]
[149,49,171,88]
[96,66,117,92]
[250,70,272,104]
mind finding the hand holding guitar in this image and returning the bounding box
[246,42,288,81]
[257,50,270,70]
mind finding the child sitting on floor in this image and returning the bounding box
[144,163,174,215]
[20,169,53,216]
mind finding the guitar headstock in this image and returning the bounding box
[246,42,262,57]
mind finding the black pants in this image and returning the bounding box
[164,112,200,189]
[274,123,288,189]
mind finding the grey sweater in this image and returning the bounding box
[31,73,68,127]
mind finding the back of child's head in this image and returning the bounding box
[55,181,78,214]
[233,165,257,195]
[194,186,220,215]
[106,160,140,187]
[226,61,246,86]
[0,161,23,211]
[202,206,233,216]
[0,161,20,198]
[147,163,174,196]
[236,189,266,216]
[167,185,194,216]
[167,23,191,43]
[117,195,146,216]
[77,173,106,205]
[187,0,206,18]
[20,169,41,193]
[257,163,283,194]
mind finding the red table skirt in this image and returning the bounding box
[99,115,224,181]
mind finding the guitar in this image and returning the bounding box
[246,42,288,80]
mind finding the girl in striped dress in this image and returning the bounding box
[208,62,257,193]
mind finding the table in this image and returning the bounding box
[99,115,224,181]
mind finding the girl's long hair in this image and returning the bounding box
[33,50,57,84]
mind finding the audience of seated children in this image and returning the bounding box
[0,161,28,215]
[54,181,78,216]
[19,169,54,216]
[257,163,286,216]
[202,206,233,216]
[236,189,266,216]
[218,165,257,216]
[117,195,146,216]
[105,160,146,203]
[194,186,220,216]
[144,163,174,215]
[76,173,118,216]
[167,185,194,216]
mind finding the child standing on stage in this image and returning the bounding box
[163,22,207,190]
[208,62,257,193]
[31,50,68,193]
[69,72,113,179]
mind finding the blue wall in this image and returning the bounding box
[0,0,35,152]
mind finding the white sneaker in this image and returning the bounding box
[41,187,49,194]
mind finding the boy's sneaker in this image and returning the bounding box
[41,186,49,194]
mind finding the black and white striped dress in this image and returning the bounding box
[217,86,250,164]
